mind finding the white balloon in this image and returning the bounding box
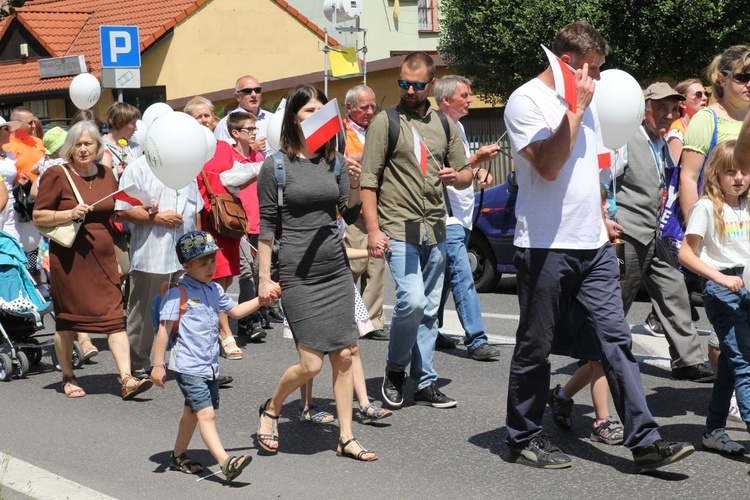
[142,102,173,129]
[144,112,207,190]
[202,125,217,161]
[132,120,148,147]
[267,98,287,152]
[593,69,645,150]
[744,267,750,290]
[69,73,101,110]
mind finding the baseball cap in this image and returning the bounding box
[643,82,686,101]
[43,126,67,155]
[176,231,221,264]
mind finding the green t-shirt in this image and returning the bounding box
[682,108,743,156]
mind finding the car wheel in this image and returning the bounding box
[469,235,500,293]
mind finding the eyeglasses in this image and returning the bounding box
[723,71,750,84]
[238,87,262,95]
[398,79,429,91]
[692,90,711,99]
[240,127,258,134]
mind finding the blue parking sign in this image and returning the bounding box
[100,26,141,68]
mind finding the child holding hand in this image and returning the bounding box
[152,231,280,481]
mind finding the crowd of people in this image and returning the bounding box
[2,18,750,482]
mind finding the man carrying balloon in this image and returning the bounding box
[502,20,694,473]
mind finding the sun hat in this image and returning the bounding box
[43,126,67,155]
[176,231,221,264]
[643,82,687,101]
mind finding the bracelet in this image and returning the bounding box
[349,182,360,189]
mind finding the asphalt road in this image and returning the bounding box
[1,275,749,499]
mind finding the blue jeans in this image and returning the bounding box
[438,224,488,350]
[702,272,750,433]
[385,237,445,390]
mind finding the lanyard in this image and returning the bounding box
[640,128,666,188]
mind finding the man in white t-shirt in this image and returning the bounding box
[503,20,693,473]
[215,75,271,156]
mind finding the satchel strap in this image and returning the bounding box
[200,170,216,198]
[60,164,86,206]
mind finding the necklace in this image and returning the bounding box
[727,200,745,228]
[71,165,96,189]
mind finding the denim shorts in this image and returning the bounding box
[174,372,219,412]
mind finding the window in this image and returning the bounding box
[418,0,439,33]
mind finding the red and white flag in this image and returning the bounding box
[301,98,343,153]
[412,127,428,175]
[542,44,577,113]
[92,183,151,207]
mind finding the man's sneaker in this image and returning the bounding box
[510,434,572,469]
[728,392,743,423]
[702,428,745,455]
[547,385,574,430]
[248,324,267,342]
[381,368,406,408]
[217,375,234,388]
[133,369,150,380]
[642,313,665,337]
[436,332,458,349]
[413,383,458,408]
[590,416,624,445]
[632,440,695,473]
[363,328,390,341]
[468,343,501,361]
[671,363,714,383]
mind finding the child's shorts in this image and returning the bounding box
[174,372,220,412]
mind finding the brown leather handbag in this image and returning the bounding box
[200,171,248,238]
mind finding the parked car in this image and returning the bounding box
[469,172,518,292]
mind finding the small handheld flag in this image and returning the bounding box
[542,44,577,113]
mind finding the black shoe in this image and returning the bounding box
[133,369,151,380]
[266,306,285,323]
[249,324,267,342]
[468,343,501,361]
[671,363,714,383]
[436,332,458,349]
[413,383,457,408]
[510,435,572,469]
[632,440,695,473]
[217,375,233,388]
[547,385,574,430]
[260,315,272,330]
[364,329,390,341]
[381,368,406,408]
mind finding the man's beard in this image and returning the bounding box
[400,95,425,110]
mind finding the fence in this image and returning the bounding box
[461,107,514,188]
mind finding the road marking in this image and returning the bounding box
[0,452,116,500]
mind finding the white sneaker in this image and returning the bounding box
[642,313,665,338]
[702,428,745,455]
[728,392,743,423]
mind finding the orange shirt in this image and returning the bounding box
[344,117,365,156]
[3,134,44,182]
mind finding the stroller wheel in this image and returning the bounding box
[0,353,12,382]
[22,338,43,366]
[72,341,85,369]
[14,351,29,379]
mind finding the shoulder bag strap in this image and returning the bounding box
[60,164,85,206]
[200,171,215,198]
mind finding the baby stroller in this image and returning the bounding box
[0,231,80,381]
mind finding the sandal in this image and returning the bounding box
[256,398,279,453]
[300,405,336,424]
[121,374,153,400]
[79,337,99,362]
[169,451,203,474]
[220,335,243,360]
[358,403,392,425]
[221,454,252,482]
[336,437,378,462]
[62,375,86,398]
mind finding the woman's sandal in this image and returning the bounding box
[62,375,85,398]
[300,405,336,424]
[121,374,154,400]
[221,454,253,482]
[220,335,243,360]
[79,337,99,362]
[169,451,203,475]
[337,437,378,462]
[358,403,392,425]
[256,398,279,453]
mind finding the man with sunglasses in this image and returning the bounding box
[503,21,694,472]
[2,107,44,183]
[361,52,473,409]
[215,75,271,156]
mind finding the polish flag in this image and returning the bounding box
[301,98,343,153]
[93,183,151,207]
[412,127,428,175]
[542,44,577,113]
[598,151,613,169]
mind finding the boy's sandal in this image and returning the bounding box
[62,375,85,398]
[220,335,243,360]
[221,454,253,482]
[358,403,392,424]
[337,437,378,462]
[300,405,336,424]
[257,398,279,453]
[79,338,99,361]
[169,451,203,474]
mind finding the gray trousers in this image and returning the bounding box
[619,235,704,369]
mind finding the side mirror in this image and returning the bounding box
[507,171,518,193]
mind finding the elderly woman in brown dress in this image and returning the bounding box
[33,121,152,400]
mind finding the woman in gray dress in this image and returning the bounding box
[256,85,376,461]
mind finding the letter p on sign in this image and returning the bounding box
[100,26,141,69]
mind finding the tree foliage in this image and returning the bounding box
[438,0,749,104]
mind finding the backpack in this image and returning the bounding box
[151,281,187,348]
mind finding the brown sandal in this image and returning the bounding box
[121,374,153,400]
[337,438,378,462]
[62,375,86,398]
[256,398,279,453]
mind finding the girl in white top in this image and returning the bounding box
[679,140,750,456]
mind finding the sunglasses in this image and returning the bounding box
[398,79,429,91]
[692,90,711,99]
[238,87,262,95]
[723,71,750,84]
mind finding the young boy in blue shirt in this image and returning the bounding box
[151,231,280,481]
